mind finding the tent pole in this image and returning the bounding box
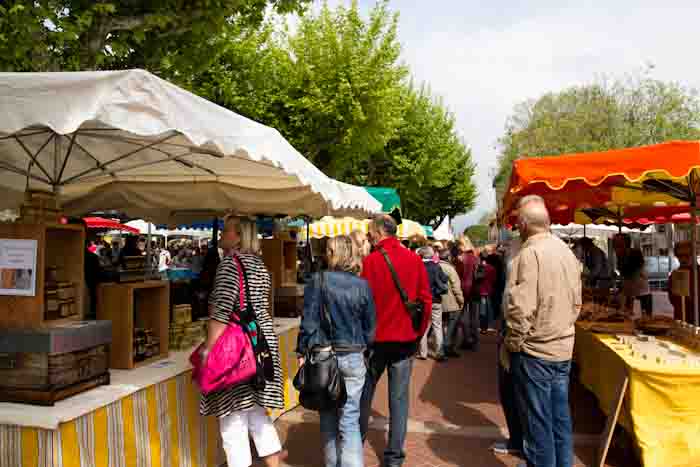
[692,217,699,324]
[146,222,153,277]
[212,217,219,252]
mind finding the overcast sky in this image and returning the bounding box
[316,0,700,232]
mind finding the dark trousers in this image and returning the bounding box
[512,352,573,467]
[462,300,481,351]
[497,343,524,452]
[360,350,413,467]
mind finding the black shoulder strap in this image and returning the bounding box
[234,255,256,323]
[379,247,409,304]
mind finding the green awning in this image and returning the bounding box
[364,187,401,214]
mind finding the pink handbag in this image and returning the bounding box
[190,257,257,395]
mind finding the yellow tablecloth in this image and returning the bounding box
[0,323,300,467]
[575,326,700,467]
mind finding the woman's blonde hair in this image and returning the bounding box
[224,215,260,255]
[457,235,474,253]
[350,229,371,259]
[327,235,361,274]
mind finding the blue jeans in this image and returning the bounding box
[512,352,573,467]
[321,352,367,467]
[442,311,461,353]
[360,350,413,467]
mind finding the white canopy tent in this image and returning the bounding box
[0,70,380,224]
[433,215,453,241]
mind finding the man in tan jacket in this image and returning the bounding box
[502,195,582,467]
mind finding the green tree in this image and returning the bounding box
[0,0,309,71]
[493,72,700,200]
[373,84,476,228]
[189,1,477,227]
[464,224,489,246]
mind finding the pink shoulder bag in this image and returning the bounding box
[190,257,257,395]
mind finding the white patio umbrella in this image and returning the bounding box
[0,70,380,224]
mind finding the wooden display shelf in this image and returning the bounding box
[262,238,298,318]
[0,222,85,329]
[97,280,170,370]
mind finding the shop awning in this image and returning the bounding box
[365,187,401,214]
[0,70,380,224]
[84,217,139,233]
[305,217,369,239]
[502,141,700,226]
[397,219,426,239]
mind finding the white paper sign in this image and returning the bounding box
[0,239,38,296]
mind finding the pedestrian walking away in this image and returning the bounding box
[501,195,582,467]
[418,246,449,361]
[297,235,376,467]
[438,247,464,358]
[359,215,432,467]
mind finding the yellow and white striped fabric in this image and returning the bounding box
[306,217,369,239]
[397,220,426,239]
[0,327,300,467]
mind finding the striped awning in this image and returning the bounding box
[306,217,369,239]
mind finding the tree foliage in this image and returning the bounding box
[373,84,476,227]
[0,0,310,71]
[493,72,700,199]
[464,224,489,246]
[189,1,476,227]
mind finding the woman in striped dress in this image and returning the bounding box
[200,216,284,467]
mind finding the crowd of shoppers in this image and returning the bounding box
[196,206,586,467]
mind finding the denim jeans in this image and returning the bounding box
[442,311,461,354]
[360,350,413,467]
[320,352,367,467]
[497,343,523,452]
[419,303,444,358]
[512,352,573,467]
[478,296,492,332]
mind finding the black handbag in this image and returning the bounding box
[235,257,275,390]
[293,273,347,411]
[379,247,424,332]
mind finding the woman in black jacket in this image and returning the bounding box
[297,235,376,467]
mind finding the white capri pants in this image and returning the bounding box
[219,405,282,467]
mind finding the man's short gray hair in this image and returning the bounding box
[417,246,434,259]
[518,195,550,229]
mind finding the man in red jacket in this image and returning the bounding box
[360,215,432,467]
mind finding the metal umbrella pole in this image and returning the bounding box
[693,208,699,325]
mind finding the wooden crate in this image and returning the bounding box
[97,280,170,369]
[0,344,109,406]
[0,373,110,406]
[0,222,85,329]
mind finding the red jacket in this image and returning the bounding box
[478,261,496,297]
[362,237,432,343]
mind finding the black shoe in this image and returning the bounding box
[446,350,460,358]
[416,355,427,360]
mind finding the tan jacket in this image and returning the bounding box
[505,232,582,362]
[439,261,464,312]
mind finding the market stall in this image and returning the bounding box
[501,141,700,467]
[575,325,700,467]
[0,318,301,467]
[0,70,380,467]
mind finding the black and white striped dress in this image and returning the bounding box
[199,254,284,418]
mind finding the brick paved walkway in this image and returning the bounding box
[254,334,638,467]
